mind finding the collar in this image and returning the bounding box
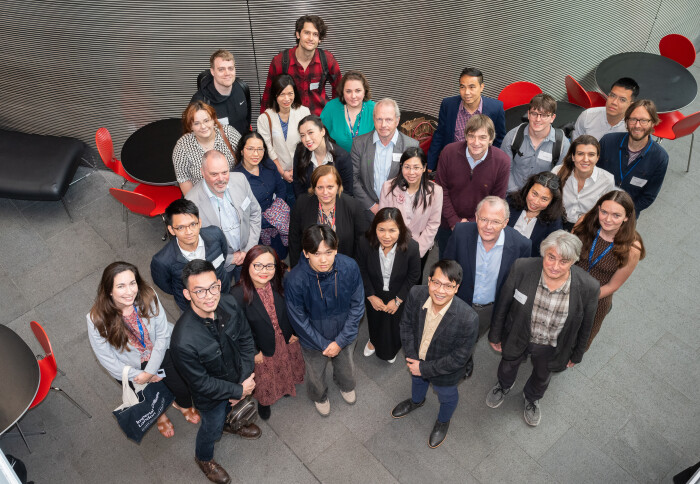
[188,303,229,326]
[311,150,333,166]
[467,148,489,164]
[538,271,572,294]
[177,235,204,255]
[379,243,398,257]
[203,180,226,202]
[372,129,399,146]
[477,229,506,249]
[461,97,483,115]
[422,295,454,317]
[525,124,556,142]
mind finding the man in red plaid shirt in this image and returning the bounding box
[261,15,341,117]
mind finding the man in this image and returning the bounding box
[151,199,230,312]
[170,259,261,484]
[392,260,478,449]
[261,15,341,116]
[486,231,599,426]
[285,224,364,417]
[351,98,419,224]
[427,67,506,170]
[597,99,668,216]
[434,114,510,257]
[571,77,639,140]
[502,94,570,191]
[444,196,531,377]
[186,150,261,281]
[191,49,251,136]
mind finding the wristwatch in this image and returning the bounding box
[395,297,401,307]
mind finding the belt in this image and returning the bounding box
[472,302,493,309]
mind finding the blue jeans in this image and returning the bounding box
[411,375,458,423]
[195,400,231,461]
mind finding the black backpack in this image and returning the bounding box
[510,123,564,166]
[280,47,329,93]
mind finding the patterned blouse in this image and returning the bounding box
[317,202,336,231]
[172,124,241,184]
[122,309,153,363]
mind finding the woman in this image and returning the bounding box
[87,262,199,439]
[573,190,646,350]
[173,100,241,194]
[231,246,305,420]
[234,132,289,259]
[552,134,615,231]
[506,171,566,256]
[379,147,442,280]
[357,208,420,362]
[293,115,354,197]
[289,165,366,267]
[257,74,311,205]
[320,70,376,153]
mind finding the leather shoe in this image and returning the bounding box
[428,419,450,448]
[391,398,425,418]
[465,356,474,378]
[195,457,231,484]
[223,422,261,439]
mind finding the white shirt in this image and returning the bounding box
[177,235,205,261]
[552,165,616,223]
[378,243,398,291]
[571,107,627,141]
[513,211,537,238]
[311,150,334,168]
[373,130,399,198]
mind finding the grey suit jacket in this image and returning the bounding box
[185,173,261,266]
[351,129,419,210]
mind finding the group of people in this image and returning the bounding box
[86,13,663,484]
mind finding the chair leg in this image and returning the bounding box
[161,214,168,241]
[687,132,694,173]
[52,387,92,418]
[7,423,46,453]
[61,197,74,223]
[57,366,66,376]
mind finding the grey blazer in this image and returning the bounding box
[185,173,262,265]
[351,129,419,210]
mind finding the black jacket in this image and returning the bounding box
[292,142,354,197]
[506,197,564,257]
[356,237,421,302]
[191,74,251,136]
[169,294,255,411]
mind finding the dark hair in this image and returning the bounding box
[295,15,327,44]
[366,207,410,252]
[388,147,434,211]
[182,259,216,288]
[459,67,484,84]
[573,190,646,267]
[235,131,269,166]
[624,99,660,126]
[529,93,557,115]
[337,70,371,103]
[236,245,286,305]
[302,224,338,253]
[267,74,302,111]
[508,171,566,224]
[611,77,640,100]
[556,135,601,188]
[429,259,463,286]
[295,115,336,186]
[89,262,159,352]
[164,199,199,226]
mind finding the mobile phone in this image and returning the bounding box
[157,368,166,377]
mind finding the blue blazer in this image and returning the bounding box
[443,223,532,306]
[427,95,506,170]
[506,198,563,257]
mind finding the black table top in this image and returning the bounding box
[121,118,183,186]
[595,52,697,113]
[505,102,585,132]
[0,325,40,435]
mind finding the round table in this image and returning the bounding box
[595,52,697,113]
[0,325,40,435]
[505,101,585,132]
[121,118,183,185]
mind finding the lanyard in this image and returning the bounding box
[346,105,362,138]
[587,229,613,272]
[617,134,652,185]
[133,306,146,348]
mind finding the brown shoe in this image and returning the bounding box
[223,422,262,439]
[195,458,231,484]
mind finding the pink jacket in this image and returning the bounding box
[379,180,443,257]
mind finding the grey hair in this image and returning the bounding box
[475,196,509,221]
[374,97,400,119]
[540,230,583,261]
[201,149,227,172]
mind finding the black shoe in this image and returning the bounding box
[428,420,450,448]
[223,422,262,439]
[258,403,271,421]
[391,398,425,418]
[465,357,474,378]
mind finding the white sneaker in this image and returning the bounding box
[340,389,356,405]
[363,341,375,357]
[387,355,397,364]
[314,399,330,417]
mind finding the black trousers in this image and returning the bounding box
[497,343,555,403]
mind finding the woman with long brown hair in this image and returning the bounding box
[87,261,199,438]
[573,190,646,349]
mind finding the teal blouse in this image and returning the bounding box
[320,98,376,153]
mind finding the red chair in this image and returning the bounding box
[653,111,700,172]
[497,82,543,110]
[95,127,139,187]
[565,75,593,109]
[588,91,607,107]
[110,186,182,247]
[659,34,696,68]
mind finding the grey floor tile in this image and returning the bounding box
[18,199,75,241]
[639,333,700,401]
[575,336,619,379]
[0,270,31,325]
[473,438,557,484]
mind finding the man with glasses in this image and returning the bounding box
[571,77,639,140]
[444,196,531,377]
[392,259,478,448]
[597,99,668,216]
[170,259,261,484]
[502,94,570,191]
[151,199,231,312]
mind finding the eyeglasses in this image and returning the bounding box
[244,147,265,153]
[607,92,629,104]
[528,111,553,120]
[252,263,276,272]
[190,283,221,299]
[536,174,560,190]
[192,119,213,127]
[171,221,199,232]
[429,278,457,292]
[628,118,652,127]
[476,216,505,226]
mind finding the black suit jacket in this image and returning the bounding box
[356,237,421,302]
[399,285,479,386]
[506,197,564,257]
[292,142,354,197]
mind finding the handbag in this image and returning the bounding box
[112,366,174,443]
[225,395,258,432]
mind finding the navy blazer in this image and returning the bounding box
[506,197,563,257]
[443,223,532,306]
[427,95,506,170]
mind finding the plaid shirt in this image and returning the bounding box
[453,98,483,142]
[261,46,341,116]
[529,272,571,347]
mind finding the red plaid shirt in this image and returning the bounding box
[261,46,341,116]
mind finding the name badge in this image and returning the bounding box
[392,153,402,162]
[212,254,224,268]
[537,151,553,162]
[514,289,527,305]
[629,176,647,187]
[218,116,229,126]
[309,82,320,90]
[241,196,251,211]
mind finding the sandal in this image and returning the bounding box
[157,414,174,438]
[173,403,201,424]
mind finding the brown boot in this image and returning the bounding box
[195,457,231,484]
[222,422,262,439]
